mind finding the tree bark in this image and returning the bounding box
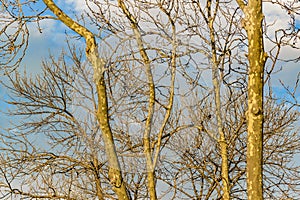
[207,0,230,198]
[42,1,131,199]
[237,0,267,199]
[117,1,157,199]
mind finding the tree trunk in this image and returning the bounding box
[243,0,267,199]
[208,0,230,198]
[118,1,158,199]
[42,1,131,199]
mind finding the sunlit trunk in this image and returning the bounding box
[240,0,267,199]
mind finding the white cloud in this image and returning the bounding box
[263,1,300,89]
[263,2,294,39]
[64,0,87,11]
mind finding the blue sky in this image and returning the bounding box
[0,1,299,138]
[0,2,299,198]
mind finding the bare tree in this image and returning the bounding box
[0,0,299,199]
[157,87,299,199]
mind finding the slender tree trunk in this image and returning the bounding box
[207,0,230,198]
[42,1,131,199]
[237,0,267,199]
[211,41,230,200]
[96,78,130,199]
[117,1,157,199]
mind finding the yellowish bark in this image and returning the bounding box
[236,0,267,199]
[211,35,230,200]
[118,1,157,199]
[153,5,177,170]
[207,0,230,199]
[42,1,130,199]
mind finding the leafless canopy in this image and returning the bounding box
[0,0,299,199]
